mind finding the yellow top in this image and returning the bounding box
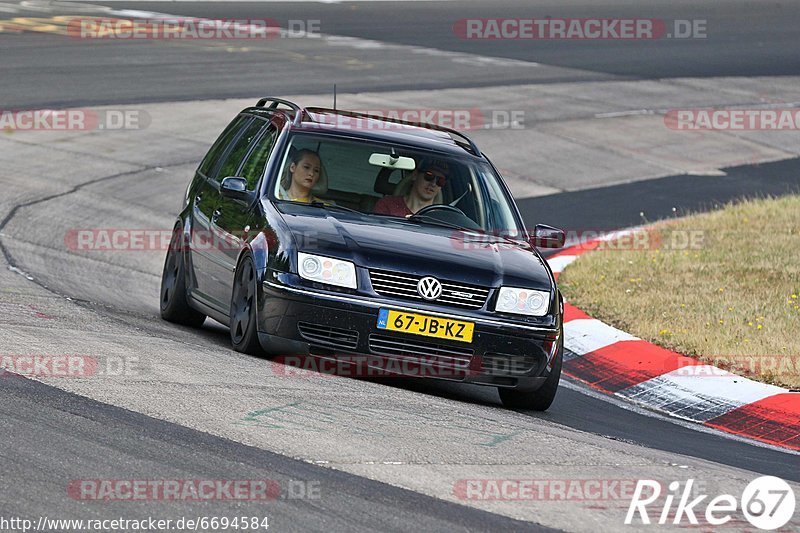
[278,187,322,203]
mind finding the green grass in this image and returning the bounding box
[559,195,800,388]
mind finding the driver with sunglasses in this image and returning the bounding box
[373,158,448,217]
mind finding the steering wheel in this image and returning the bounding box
[414,204,467,217]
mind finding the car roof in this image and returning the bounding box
[242,98,484,159]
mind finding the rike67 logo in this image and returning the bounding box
[626,476,796,530]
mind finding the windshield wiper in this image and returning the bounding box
[309,201,363,216]
[406,214,477,233]
[409,215,525,247]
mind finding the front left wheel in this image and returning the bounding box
[498,336,563,411]
[230,253,263,355]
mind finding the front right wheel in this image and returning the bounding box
[160,225,206,328]
[229,253,263,355]
[498,337,563,411]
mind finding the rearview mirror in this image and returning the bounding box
[531,224,566,249]
[220,176,252,202]
[369,153,416,171]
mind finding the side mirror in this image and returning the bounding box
[531,224,566,249]
[220,177,252,202]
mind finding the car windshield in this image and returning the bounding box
[270,133,524,239]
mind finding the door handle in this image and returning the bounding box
[195,195,202,203]
[212,209,221,222]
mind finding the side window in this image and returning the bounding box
[240,126,278,190]
[198,115,251,178]
[214,120,265,184]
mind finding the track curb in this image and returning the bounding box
[546,230,800,452]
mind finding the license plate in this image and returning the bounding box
[377,309,474,343]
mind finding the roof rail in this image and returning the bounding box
[303,107,482,157]
[255,97,304,125]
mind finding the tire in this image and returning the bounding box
[498,337,563,411]
[160,225,206,327]
[229,253,263,355]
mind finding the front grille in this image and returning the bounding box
[369,269,489,310]
[481,352,540,376]
[298,322,359,351]
[368,334,473,368]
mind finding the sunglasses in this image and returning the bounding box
[421,170,447,187]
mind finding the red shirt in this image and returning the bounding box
[373,195,412,217]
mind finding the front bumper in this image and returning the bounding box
[259,273,561,391]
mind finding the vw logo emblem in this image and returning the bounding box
[417,276,442,300]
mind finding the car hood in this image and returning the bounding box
[277,205,553,290]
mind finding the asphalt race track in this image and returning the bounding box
[1,1,799,531]
[4,0,800,107]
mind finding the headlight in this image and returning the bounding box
[495,287,550,316]
[297,252,357,289]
